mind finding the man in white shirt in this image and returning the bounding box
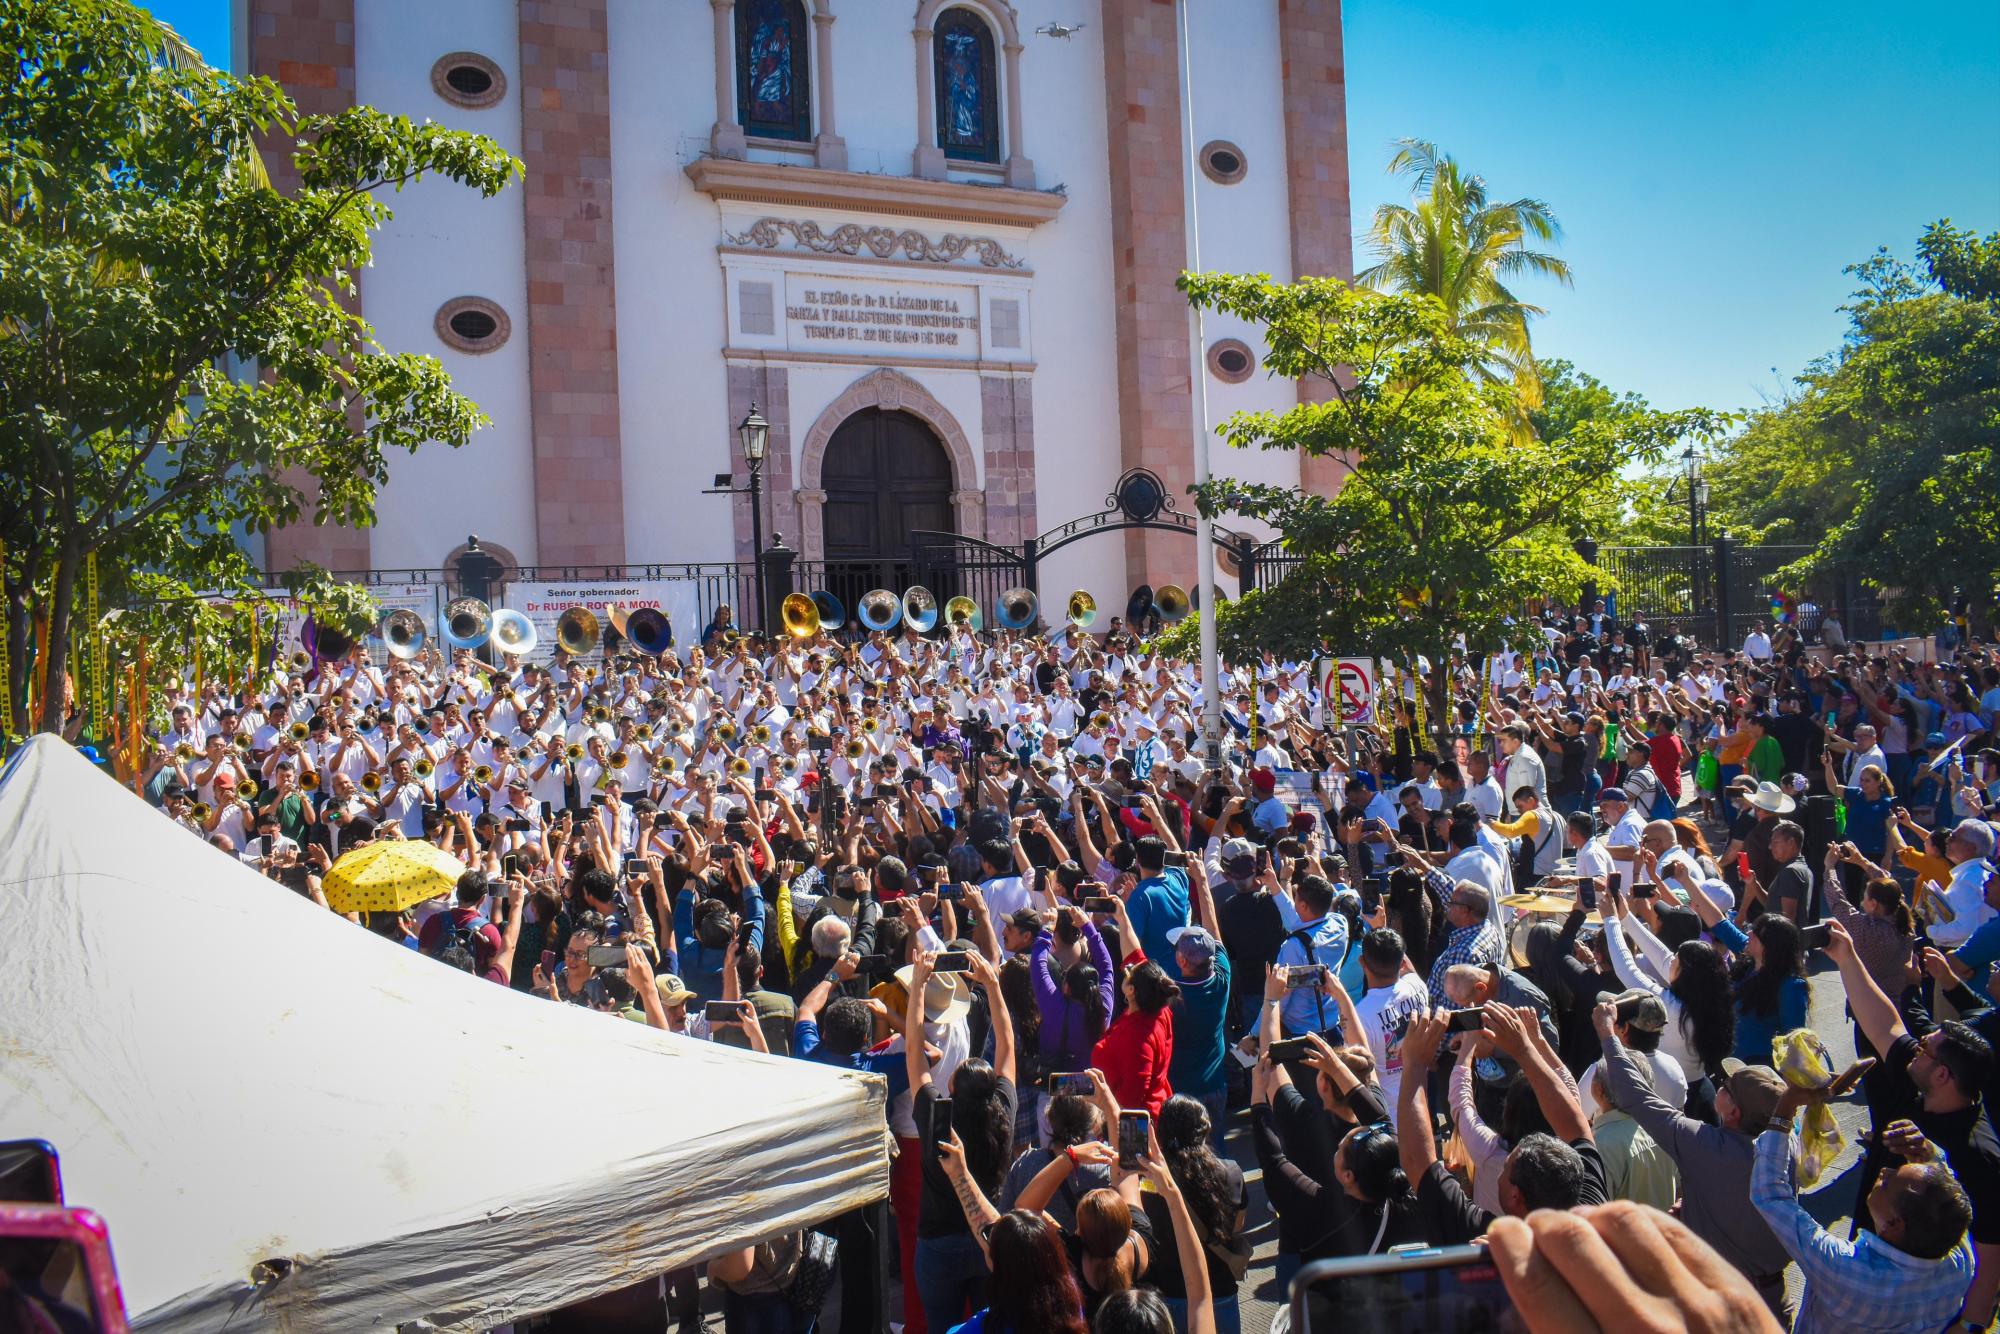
[376,754,432,838]
[1567,810,1616,885]
[1932,819,1999,949]
[1598,788,1647,869]
[1346,928,1432,1105]
[1496,724,1547,818]
[1464,750,1505,821]
[1742,622,1774,661]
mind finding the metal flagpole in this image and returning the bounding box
[1176,0,1224,769]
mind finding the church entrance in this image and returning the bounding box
[819,408,955,615]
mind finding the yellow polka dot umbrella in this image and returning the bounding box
[322,839,469,915]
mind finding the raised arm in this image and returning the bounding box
[967,950,1015,1086]
[1486,1001,1590,1143]
[1396,1008,1449,1185]
[1823,918,1905,1053]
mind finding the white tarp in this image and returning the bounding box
[0,737,886,1332]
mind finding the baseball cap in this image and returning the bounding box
[654,974,697,1007]
[1220,837,1258,871]
[1718,1059,1786,1133]
[1251,767,1277,792]
[1597,787,1629,806]
[1612,989,1668,1034]
[1166,925,1218,962]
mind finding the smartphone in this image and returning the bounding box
[591,794,606,806]
[1085,896,1121,913]
[1116,1110,1150,1169]
[1047,1071,1096,1097]
[933,950,972,973]
[928,1096,953,1149]
[704,999,751,1024]
[0,1205,130,1333]
[1290,1246,1516,1332]
[853,953,893,974]
[1265,1036,1315,1063]
[1578,877,1599,911]
[1446,1008,1486,1034]
[1607,871,1623,895]
[755,788,776,802]
[260,834,274,857]
[501,853,520,879]
[1800,922,1835,951]
[540,949,557,977]
[936,882,964,902]
[585,944,628,968]
[506,817,532,832]
[1285,964,1327,990]
[1736,852,1752,878]
[0,1139,62,1205]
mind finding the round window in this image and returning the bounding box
[1199,139,1248,186]
[1206,338,1256,384]
[434,297,510,354]
[430,52,507,109]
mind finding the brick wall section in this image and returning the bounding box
[979,376,1037,548]
[249,0,372,573]
[1100,0,1197,592]
[1279,0,1357,500]
[726,365,796,563]
[519,0,627,564]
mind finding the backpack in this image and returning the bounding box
[428,910,491,966]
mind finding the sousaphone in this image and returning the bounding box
[995,587,1038,631]
[944,596,982,632]
[490,609,538,656]
[378,608,428,660]
[781,593,821,639]
[903,586,940,633]
[439,598,492,651]
[555,606,601,656]
[858,589,903,633]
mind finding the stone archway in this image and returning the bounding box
[796,368,984,561]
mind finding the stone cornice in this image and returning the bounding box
[686,156,1067,230]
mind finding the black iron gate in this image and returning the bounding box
[908,532,1031,616]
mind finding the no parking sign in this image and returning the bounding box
[1319,657,1377,726]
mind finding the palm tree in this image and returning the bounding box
[1357,139,1569,412]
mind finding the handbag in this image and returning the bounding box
[783,1229,839,1313]
[1195,1212,1252,1283]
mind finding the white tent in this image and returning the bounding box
[0,737,887,1331]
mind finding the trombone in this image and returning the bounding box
[234,733,254,752]
[713,720,738,745]
[300,771,321,792]
[634,723,654,744]
[727,756,752,778]
[472,764,495,786]
[861,717,881,735]
[780,755,800,777]
[413,758,435,780]
[844,740,865,760]
[750,723,772,746]
[565,742,585,761]
[361,771,383,793]
[609,750,630,769]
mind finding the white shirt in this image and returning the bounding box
[1575,835,1615,885]
[1353,971,1432,1106]
[1742,631,1773,661]
[1580,1047,1689,1120]
[1932,858,1996,948]
[1466,774,1504,820]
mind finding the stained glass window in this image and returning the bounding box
[735,0,811,142]
[934,9,999,163]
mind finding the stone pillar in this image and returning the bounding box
[912,22,946,180]
[519,0,628,565]
[979,375,1038,546]
[1100,0,1195,592]
[1279,0,1356,503]
[710,0,746,158]
[810,3,846,169]
[249,0,371,574]
[1002,37,1033,189]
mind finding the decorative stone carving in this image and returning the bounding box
[723,217,1028,269]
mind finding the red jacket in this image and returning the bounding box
[1093,978,1175,1117]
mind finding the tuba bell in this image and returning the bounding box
[556,606,601,657]
[440,597,493,651]
[995,587,1038,631]
[781,593,821,639]
[812,590,846,632]
[903,586,940,633]
[1066,590,1098,629]
[625,607,673,656]
[378,608,428,660]
[1153,584,1191,624]
[491,609,538,657]
[288,650,312,672]
[858,589,903,633]
[944,596,981,632]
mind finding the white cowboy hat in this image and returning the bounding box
[893,963,971,1024]
[1747,781,1796,815]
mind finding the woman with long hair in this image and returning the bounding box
[1032,906,1115,1093]
[1819,852,1917,1009]
[998,954,1043,1151]
[1602,884,1737,1081]
[1669,818,1723,880]
[908,950,1019,1331]
[1092,958,1179,1118]
[1143,1096,1249,1333]
[938,1211,1089,1334]
[1723,914,1810,1065]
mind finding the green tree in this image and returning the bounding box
[1357,139,1571,412]
[1703,221,2000,624]
[0,0,521,734]
[1163,273,1722,735]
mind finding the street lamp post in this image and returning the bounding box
[739,405,770,631]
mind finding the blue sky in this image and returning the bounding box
[145,0,1998,414]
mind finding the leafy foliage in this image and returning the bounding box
[1163,273,1725,713]
[1703,221,2000,623]
[0,0,522,731]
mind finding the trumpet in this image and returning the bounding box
[565,743,584,761]
[414,716,432,736]
[289,722,310,741]
[845,740,865,760]
[714,721,738,744]
[780,755,800,777]
[289,650,312,671]
[861,717,880,735]
[413,758,435,780]
[657,755,678,777]
[728,756,752,777]
[750,723,772,746]
[609,750,630,769]
[300,771,321,792]
[234,733,254,751]
[361,771,383,793]
[591,706,612,724]
[240,778,259,801]
[189,802,212,822]
[175,742,197,762]
[1090,712,1112,730]
[472,764,494,786]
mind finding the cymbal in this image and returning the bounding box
[1499,892,1599,918]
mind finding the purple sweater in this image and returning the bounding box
[1031,923,1115,1074]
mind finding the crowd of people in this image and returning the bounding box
[122,595,2000,1333]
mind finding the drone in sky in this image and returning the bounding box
[1035,21,1086,39]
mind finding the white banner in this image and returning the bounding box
[499,580,702,664]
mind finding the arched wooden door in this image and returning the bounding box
[820,408,955,613]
